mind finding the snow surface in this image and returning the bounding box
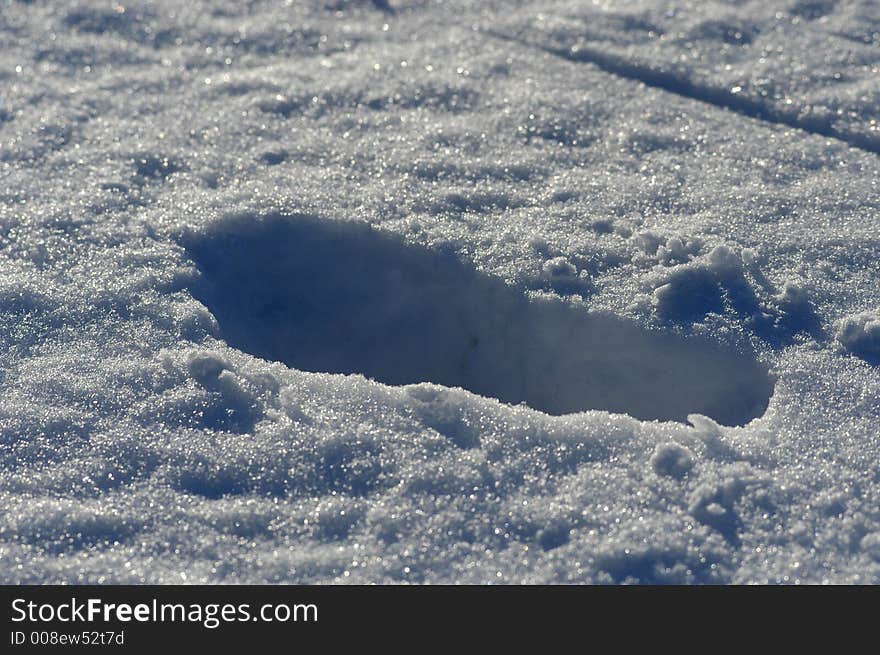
[0,0,878,584]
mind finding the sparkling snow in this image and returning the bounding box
[1,0,879,584]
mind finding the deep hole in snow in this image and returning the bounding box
[185,214,774,426]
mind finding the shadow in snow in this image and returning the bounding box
[184,214,774,426]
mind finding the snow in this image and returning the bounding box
[650,442,696,479]
[0,1,878,584]
[836,311,880,361]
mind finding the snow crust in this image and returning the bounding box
[1,1,879,583]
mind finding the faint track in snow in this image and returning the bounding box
[488,30,880,157]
